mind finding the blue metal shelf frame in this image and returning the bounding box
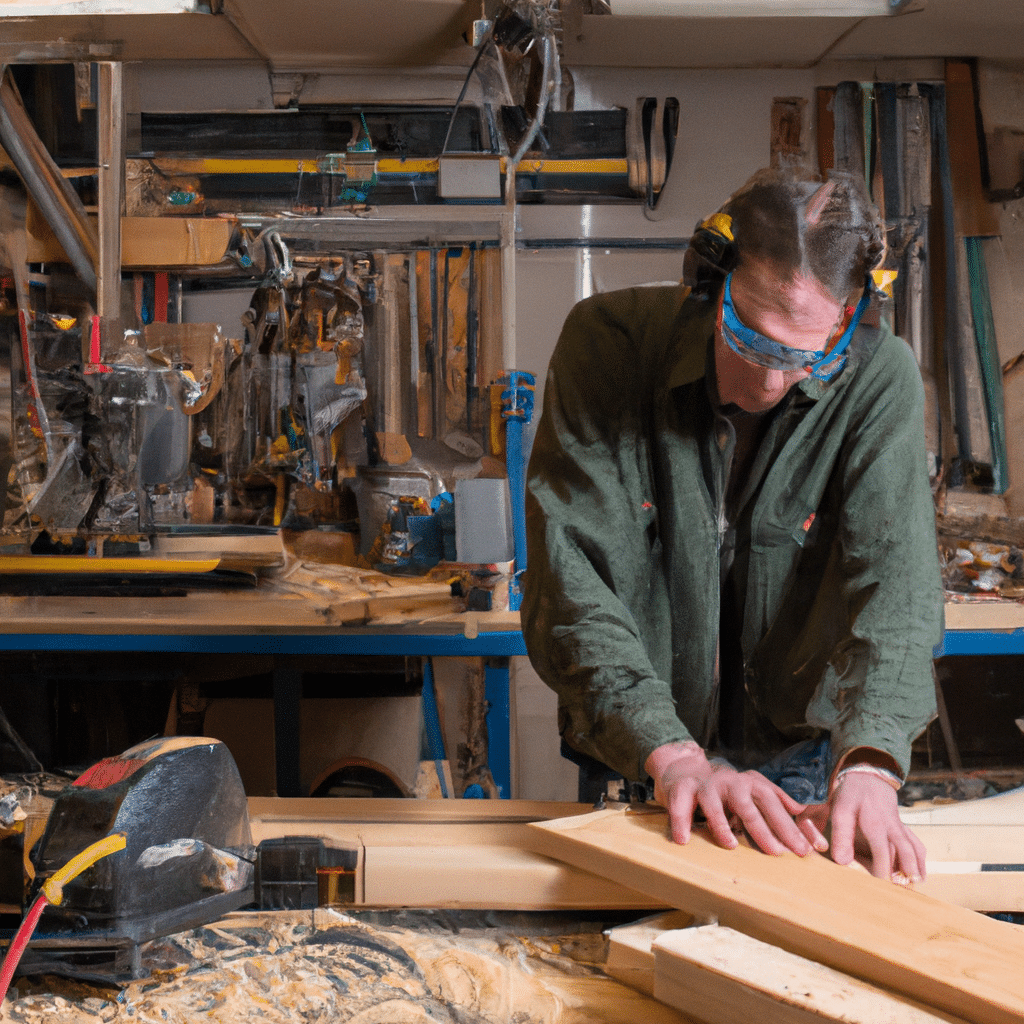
[0,632,527,656]
[0,629,527,799]
[935,629,1024,657]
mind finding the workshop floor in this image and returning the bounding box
[1,908,687,1024]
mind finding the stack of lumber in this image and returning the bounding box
[528,807,1024,1024]
[606,913,967,1024]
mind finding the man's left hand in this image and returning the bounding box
[802,771,926,883]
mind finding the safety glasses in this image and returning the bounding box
[718,271,871,382]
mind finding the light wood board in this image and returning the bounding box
[527,807,1024,1024]
[653,925,967,1024]
[249,798,664,911]
[605,911,693,996]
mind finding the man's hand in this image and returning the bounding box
[645,741,829,858]
[824,769,926,882]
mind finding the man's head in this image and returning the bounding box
[684,167,885,303]
[686,168,885,413]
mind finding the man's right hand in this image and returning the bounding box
[645,741,829,857]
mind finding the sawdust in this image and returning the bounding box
[0,909,682,1024]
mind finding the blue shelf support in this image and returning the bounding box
[498,370,536,612]
[484,658,512,798]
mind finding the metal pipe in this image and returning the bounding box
[97,62,124,325]
[0,66,98,293]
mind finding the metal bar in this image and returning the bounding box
[0,631,529,656]
[420,658,451,798]
[97,61,124,325]
[966,236,1009,493]
[272,660,302,797]
[466,243,477,434]
[483,658,511,799]
[428,248,439,436]
[0,65,98,292]
[500,198,516,370]
[935,629,1024,656]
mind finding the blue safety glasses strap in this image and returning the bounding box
[719,272,872,382]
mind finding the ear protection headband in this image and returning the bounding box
[682,211,738,295]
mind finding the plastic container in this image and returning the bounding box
[454,477,514,564]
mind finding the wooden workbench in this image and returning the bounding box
[0,571,527,799]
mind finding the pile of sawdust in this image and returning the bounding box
[1,909,686,1024]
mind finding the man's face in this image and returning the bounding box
[714,257,846,414]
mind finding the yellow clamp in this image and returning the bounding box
[41,832,127,906]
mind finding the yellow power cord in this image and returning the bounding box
[40,832,127,906]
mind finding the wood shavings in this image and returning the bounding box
[0,910,685,1024]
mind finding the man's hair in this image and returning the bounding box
[686,167,885,302]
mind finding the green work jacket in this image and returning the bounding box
[522,284,943,784]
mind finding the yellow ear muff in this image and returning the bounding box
[700,212,734,242]
[871,268,898,297]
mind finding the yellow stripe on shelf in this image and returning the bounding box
[0,556,221,574]
[147,157,629,176]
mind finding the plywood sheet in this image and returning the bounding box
[527,807,1024,1024]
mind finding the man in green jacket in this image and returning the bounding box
[522,168,943,883]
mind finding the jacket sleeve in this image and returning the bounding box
[521,291,692,782]
[805,333,943,776]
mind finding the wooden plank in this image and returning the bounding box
[942,598,1024,630]
[911,823,1024,864]
[362,844,664,911]
[900,789,1024,909]
[527,808,1024,1024]
[248,799,663,911]
[248,796,590,825]
[605,911,694,996]
[653,925,967,1024]
[0,592,520,635]
[914,869,1024,913]
[945,59,1000,238]
[901,784,1024,826]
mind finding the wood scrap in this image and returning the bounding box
[653,925,967,1024]
[266,561,459,624]
[604,910,693,996]
[527,807,1024,1024]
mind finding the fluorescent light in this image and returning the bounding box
[608,0,917,16]
[0,1,205,15]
